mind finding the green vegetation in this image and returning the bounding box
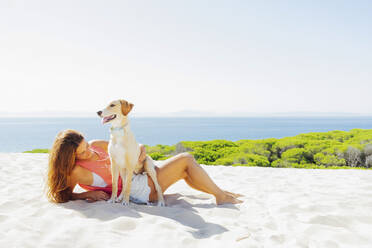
[146,129,372,169]
[24,129,372,169]
[24,149,50,153]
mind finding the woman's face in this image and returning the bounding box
[75,139,94,160]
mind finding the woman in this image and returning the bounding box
[46,129,243,205]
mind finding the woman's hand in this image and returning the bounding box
[85,191,110,203]
[138,144,147,164]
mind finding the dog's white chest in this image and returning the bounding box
[108,129,139,167]
[109,140,126,166]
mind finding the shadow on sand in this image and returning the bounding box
[62,193,239,239]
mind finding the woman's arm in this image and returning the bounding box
[68,167,86,200]
[68,168,109,202]
[71,191,92,200]
[71,191,110,202]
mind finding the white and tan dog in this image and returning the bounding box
[97,99,165,206]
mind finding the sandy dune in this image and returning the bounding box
[1,153,372,248]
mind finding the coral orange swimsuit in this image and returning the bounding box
[76,145,122,194]
[76,145,151,203]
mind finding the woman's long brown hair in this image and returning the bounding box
[46,129,84,203]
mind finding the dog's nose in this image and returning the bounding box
[97,111,102,117]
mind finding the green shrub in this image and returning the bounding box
[272,159,292,168]
[214,157,235,166]
[281,148,308,164]
[148,152,166,160]
[191,147,222,164]
[230,153,270,167]
[24,149,49,153]
[314,153,346,167]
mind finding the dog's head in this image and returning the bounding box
[97,99,134,125]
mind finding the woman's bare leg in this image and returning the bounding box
[156,153,243,205]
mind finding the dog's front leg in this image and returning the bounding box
[108,159,120,203]
[116,167,127,203]
[122,167,133,206]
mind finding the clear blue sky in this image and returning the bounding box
[1,1,371,116]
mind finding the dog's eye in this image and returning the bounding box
[110,104,115,107]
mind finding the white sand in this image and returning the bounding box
[1,153,372,248]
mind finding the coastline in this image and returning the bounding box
[23,129,372,170]
[2,116,372,153]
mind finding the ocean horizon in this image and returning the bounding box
[1,116,372,153]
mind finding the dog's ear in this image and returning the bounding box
[120,100,134,116]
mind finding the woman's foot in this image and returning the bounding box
[224,190,244,198]
[216,193,243,205]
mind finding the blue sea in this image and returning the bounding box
[1,117,372,152]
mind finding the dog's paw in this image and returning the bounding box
[116,196,124,203]
[107,198,116,204]
[121,200,130,206]
[157,201,166,207]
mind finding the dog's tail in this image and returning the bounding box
[144,155,156,168]
[144,155,165,206]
